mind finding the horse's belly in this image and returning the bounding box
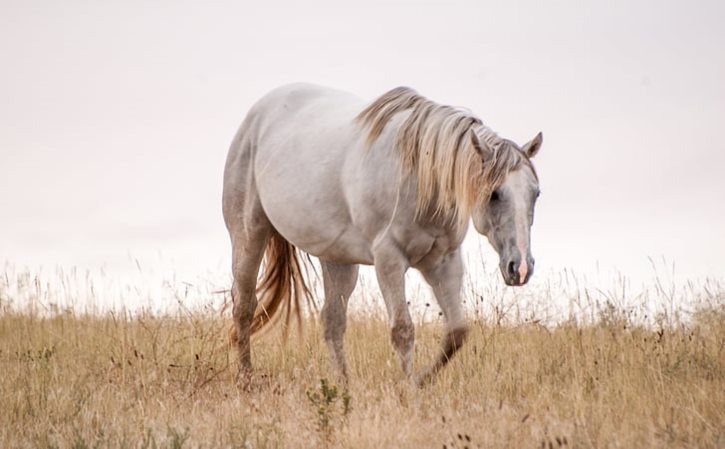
[256,163,373,264]
[264,199,373,264]
[313,228,374,264]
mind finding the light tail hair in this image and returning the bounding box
[229,230,315,344]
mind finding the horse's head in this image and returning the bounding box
[470,132,542,286]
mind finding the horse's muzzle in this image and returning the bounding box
[502,256,534,286]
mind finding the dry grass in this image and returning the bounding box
[0,269,723,448]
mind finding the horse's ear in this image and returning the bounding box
[470,130,494,162]
[522,132,543,158]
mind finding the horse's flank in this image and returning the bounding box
[356,87,532,226]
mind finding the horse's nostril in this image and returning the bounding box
[507,260,516,277]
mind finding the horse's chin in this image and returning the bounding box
[501,273,528,287]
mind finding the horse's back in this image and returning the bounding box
[230,84,381,262]
[224,83,360,190]
[250,83,362,128]
[247,83,366,179]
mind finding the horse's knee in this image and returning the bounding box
[322,305,346,341]
[323,320,345,345]
[391,319,415,353]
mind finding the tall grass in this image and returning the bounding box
[0,265,723,448]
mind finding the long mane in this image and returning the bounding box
[356,87,530,225]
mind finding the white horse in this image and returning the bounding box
[223,84,542,384]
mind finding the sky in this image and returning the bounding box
[1,0,724,305]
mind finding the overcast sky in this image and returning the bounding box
[1,0,724,293]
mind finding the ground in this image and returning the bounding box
[1,291,723,448]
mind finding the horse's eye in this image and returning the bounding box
[490,190,500,202]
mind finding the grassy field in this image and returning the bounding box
[0,270,723,448]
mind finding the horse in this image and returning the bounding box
[222,83,542,384]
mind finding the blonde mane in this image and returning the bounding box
[356,86,531,225]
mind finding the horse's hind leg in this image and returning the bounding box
[225,188,273,378]
[321,262,359,380]
[418,249,468,385]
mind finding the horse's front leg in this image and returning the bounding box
[418,249,469,385]
[373,243,415,377]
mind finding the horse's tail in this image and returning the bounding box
[252,230,315,334]
[230,230,314,344]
